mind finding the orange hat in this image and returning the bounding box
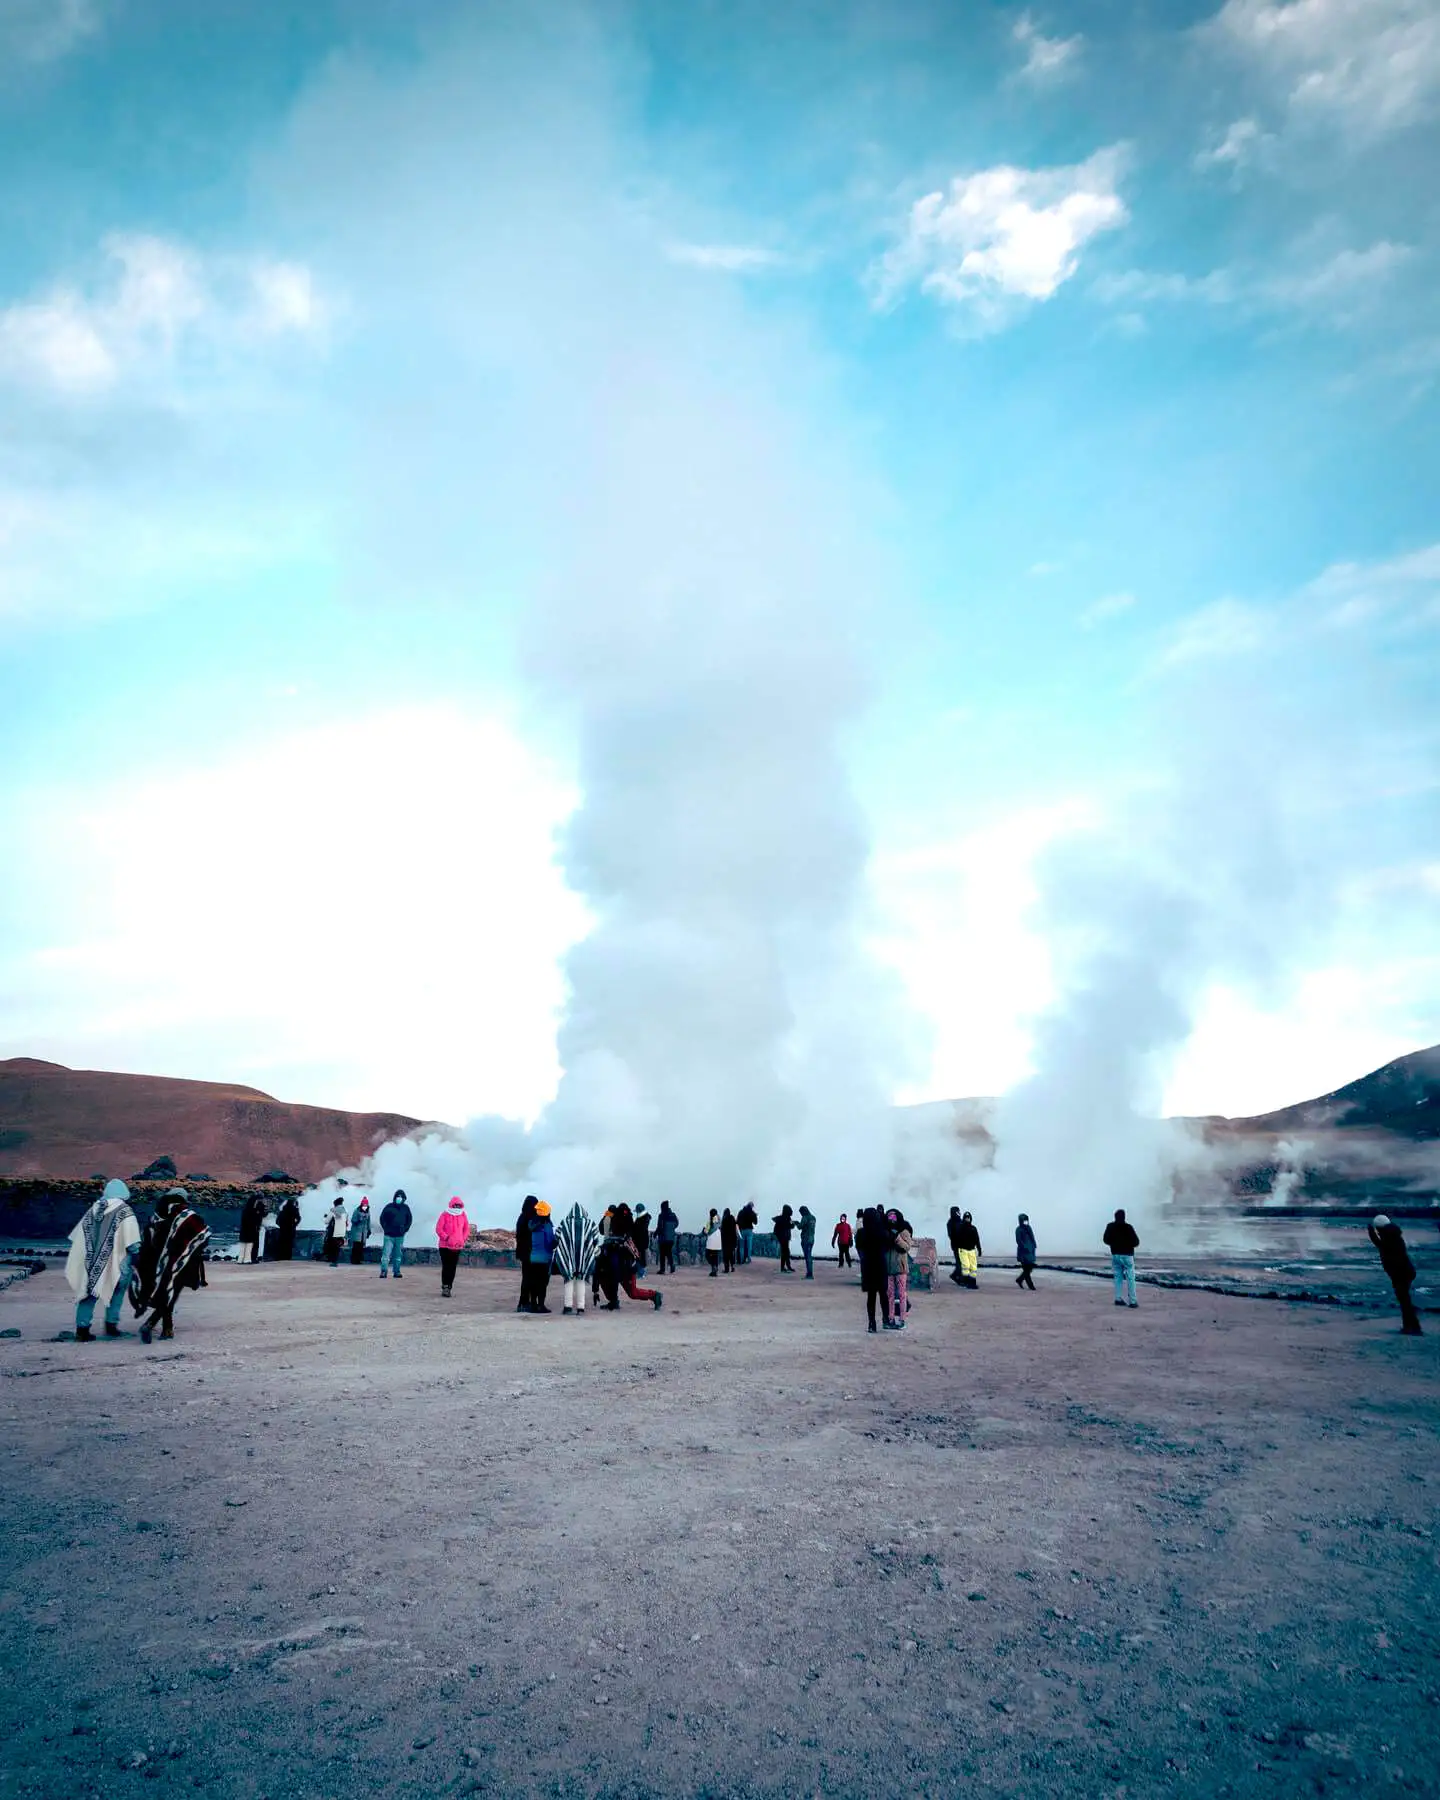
[534,1201,551,1218]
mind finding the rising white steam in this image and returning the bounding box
[290,7,911,1235]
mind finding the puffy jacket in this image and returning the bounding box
[324,1206,348,1241]
[885,1226,913,1276]
[528,1218,556,1263]
[436,1202,470,1249]
[379,1200,412,1237]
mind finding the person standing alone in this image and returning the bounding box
[798,1205,818,1278]
[436,1196,469,1298]
[378,1189,412,1279]
[1368,1215,1423,1335]
[1103,1209,1139,1308]
[832,1214,854,1269]
[1014,1213,1037,1290]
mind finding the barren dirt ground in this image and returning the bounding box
[1,1259,1437,1799]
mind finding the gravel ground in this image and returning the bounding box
[1,1258,1437,1799]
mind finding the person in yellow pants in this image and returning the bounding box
[954,1211,982,1288]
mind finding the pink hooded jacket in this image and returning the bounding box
[435,1198,470,1249]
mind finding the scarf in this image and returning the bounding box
[551,1203,600,1281]
[65,1185,141,1303]
[130,1201,210,1317]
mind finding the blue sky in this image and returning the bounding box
[2,0,1437,1127]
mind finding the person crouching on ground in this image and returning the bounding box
[954,1211,981,1288]
[798,1205,818,1278]
[130,1187,210,1344]
[1103,1208,1139,1308]
[347,1196,372,1266]
[379,1188,412,1279]
[655,1200,679,1275]
[554,1203,600,1315]
[832,1213,854,1269]
[67,1178,141,1341]
[1015,1213,1037,1290]
[856,1206,888,1334]
[1368,1215,1423,1335]
[597,1205,663,1311]
[527,1201,556,1312]
[721,1206,739,1273]
[436,1196,469,1298]
[322,1196,348,1266]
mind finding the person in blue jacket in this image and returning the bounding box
[378,1189,413,1279]
[526,1201,557,1313]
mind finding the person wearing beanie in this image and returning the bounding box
[378,1189,412,1279]
[347,1197,372,1265]
[526,1200,556,1313]
[1015,1214,1038,1290]
[553,1203,599,1315]
[1368,1215,1423,1335]
[435,1197,470,1298]
[953,1212,982,1289]
[66,1178,141,1341]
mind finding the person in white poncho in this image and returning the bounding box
[66,1178,142,1342]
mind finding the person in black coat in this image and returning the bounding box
[1368,1215,1423,1335]
[720,1207,739,1274]
[855,1206,890,1334]
[273,1194,302,1261]
[514,1196,538,1314]
[773,1205,796,1273]
[1102,1209,1140,1308]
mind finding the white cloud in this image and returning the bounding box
[666,242,783,274]
[0,0,100,64]
[1305,541,1440,631]
[1012,12,1083,82]
[1079,590,1137,629]
[873,147,1128,330]
[1209,0,1440,138]
[1096,239,1412,328]
[1193,115,1272,173]
[1,708,586,1124]
[0,233,328,398]
[1153,597,1272,669]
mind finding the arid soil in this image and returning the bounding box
[0,1260,1436,1799]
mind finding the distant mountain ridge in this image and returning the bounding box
[0,1058,425,1182]
[1228,1045,1440,1141]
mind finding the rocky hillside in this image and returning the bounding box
[0,1058,424,1183]
[1229,1044,1440,1140]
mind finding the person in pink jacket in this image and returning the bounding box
[435,1196,470,1297]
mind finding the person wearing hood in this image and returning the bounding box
[514,1195,538,1314]
[553,1203,600,1315]
[954,1212,982,1289]
[378,1189,412,1279]
[631,1205,652,1276]
[130,1187,210,1344]
[772,1205,796,1273]
[736,1201,757,1265]
[832,1214,854,1269]
[1015,1216,1036,1288]
[720,1207,739,1274]
[946,1207,965,1285]
[798,1205,818,1279]
[855,1206,889,1334]
[273,1192,302,1260]
[1015,1214,1038,1291]
[237,1194,268,1266]
[1368,1216,1423,1335]
[322,1196,348,1266]
[527,1201,557,1313]
[347,1197,373,1266]
[654,1201,679,1275]
[66,1178,142,1341]
[884,1209,914,1330]
[435,1196,470,1297]
[1102,1209,1140,1308]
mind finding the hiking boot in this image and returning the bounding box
[139,1324,153,1344]
[562,1307,573,1315]
[379,1271,387,1279]
[867,1321,877,1333]
[394,1271,402,1278]
[652,1293,663,1310]
[160,1326,174,1339]
[75,1326,93,1342]
[442,1284,452,1297]
[104,1322,121,1337]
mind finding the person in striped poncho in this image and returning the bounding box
[553,1203,600,1316]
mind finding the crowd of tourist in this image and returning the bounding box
[58,1176,1427,1341]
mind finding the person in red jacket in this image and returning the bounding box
[831,1214,854,1269]
[435,1196,470,1298]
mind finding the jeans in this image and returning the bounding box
[76,1278,130,1332]
[380,1235,405,1277]
[1112,1254,1137,1305]
[802,1245,814,1278]
[739,1229,753,1264]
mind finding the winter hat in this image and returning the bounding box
[357,1196,369,1208]
[1373,1214,1392,1228]
[101,1178,131,1203]
[534,1201,551,1218]
[162,1185,188,1201]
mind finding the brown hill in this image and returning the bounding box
[0,1058,426,1183]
